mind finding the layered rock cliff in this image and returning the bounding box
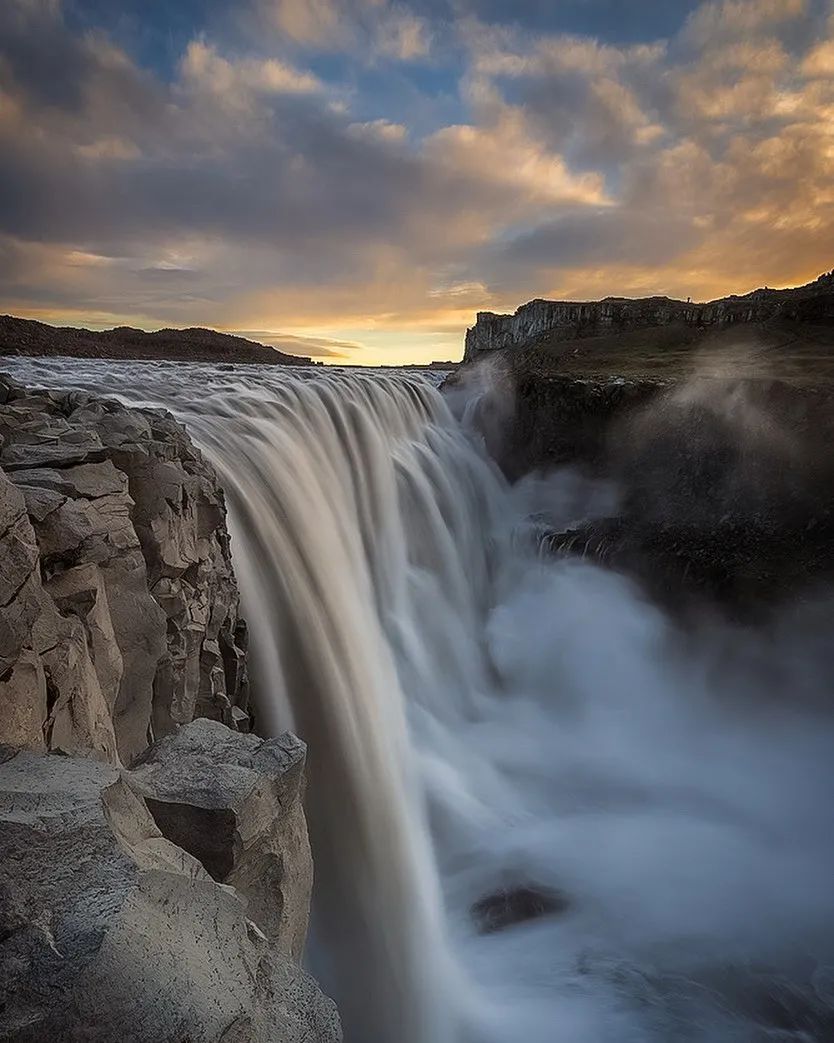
[464,271,834,362]
[0,374,250,763]
[0,375,341,1042]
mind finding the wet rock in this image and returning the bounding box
[0,743,341,1043]
[543,516,834,619]
[472,884,570,934]
[130,719,312,960]
[453,354,834,611]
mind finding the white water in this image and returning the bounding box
[7,358,834,1043]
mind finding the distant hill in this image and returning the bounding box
[463,271,834,385]
[0,315,314,366]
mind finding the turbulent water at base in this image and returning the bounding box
[7,358,834,1043]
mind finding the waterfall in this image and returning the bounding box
[184,372,504,1043]
[7,357,834,1043]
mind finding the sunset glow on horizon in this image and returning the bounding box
[2,0,834,365]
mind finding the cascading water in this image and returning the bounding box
[182,373,495,1043]
[7,357,834,1043]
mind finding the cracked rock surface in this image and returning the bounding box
[131,718,313,961]
[0,739,341,1043]
[0,375,249,763]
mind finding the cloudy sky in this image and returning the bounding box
[2,0,833,363]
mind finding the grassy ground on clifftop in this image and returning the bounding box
[508,319,834,386]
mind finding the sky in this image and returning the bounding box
[1,0,833,365]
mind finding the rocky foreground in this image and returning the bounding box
[0,375,341,1042]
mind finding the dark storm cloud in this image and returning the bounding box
[492,209,701,279]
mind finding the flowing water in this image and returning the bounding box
[6,358,834,1043]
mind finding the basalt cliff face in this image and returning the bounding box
[450,272,834,616]
[464,271,834,362]
[0,375,341,1042]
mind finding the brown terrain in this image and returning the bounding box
[0,314,314,365]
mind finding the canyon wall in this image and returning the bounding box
[0,374,250,763]
[449,366,834,616]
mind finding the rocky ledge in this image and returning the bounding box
[0,376,340,1042]
[0,721,340,1043]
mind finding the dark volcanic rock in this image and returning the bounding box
[543,517,834,618]
[472,884,570,934]
[448,333,834,612]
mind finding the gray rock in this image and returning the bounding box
[130,719,313,961]
[0,380,249,763]
[1,441,107,471]
[0,472,42,676]
[0,744,341,1043]
[0,651,47,751]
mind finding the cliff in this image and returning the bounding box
[464,270,834,363]
[0,374,251,762]
[0,375,340,1042]
[0,314,313,366]
[449,269,834,615]
[451,364,834,615]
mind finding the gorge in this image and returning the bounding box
[1,345,833,1042]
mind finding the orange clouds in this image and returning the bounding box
[1,0,833,365]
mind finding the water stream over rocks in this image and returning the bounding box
[6,357,834,1043]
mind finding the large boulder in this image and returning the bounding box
[0,739,341,1043]
[0,376,249,763]
[130,719,313,961]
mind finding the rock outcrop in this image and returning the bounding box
[463,270,834,362]
[0,375,249,763]
[130,719,312,961]
[0,727,341,1043]
[472,884,569,935]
